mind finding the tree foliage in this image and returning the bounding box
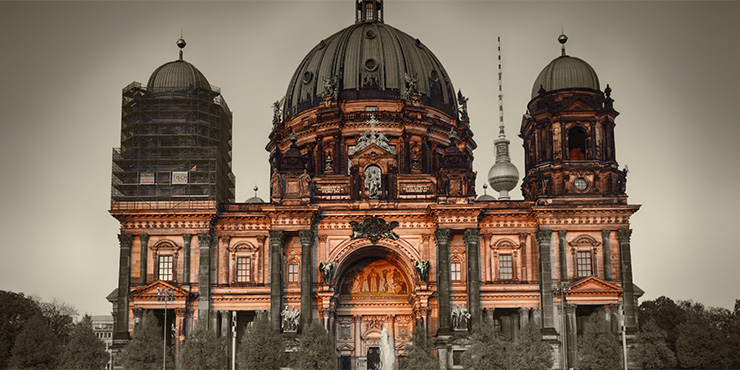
[8,312,60,369]
[0,290,42,369]
[460,319,507,370]
[509,321,553,370]
[60,315,108,370]
[631,319,676,369]
[180,324,228,370]
[398,324,439,370]
[577,309,622,370]
[237,312,283,370]
[295,321,337,370]
[38,298,78,346]
[119,310,173,370]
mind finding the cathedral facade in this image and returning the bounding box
[109,1,640,369]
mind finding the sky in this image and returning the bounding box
[1,1,739,316]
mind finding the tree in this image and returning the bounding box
[237,312,283,370]
[119,310,173,370]
[60,315,108,370]
[37,298,78,346]
[638,296,686,354]
[675,309,729,369]
[460,319,507,370]
[509,321,553,370]
[0,290,42,368]
[8,312,60,369]
[295,321,337,370]
[577,310,622,370]
[399,324,439,370]
[631,320,676,369]
[180,324,228,370]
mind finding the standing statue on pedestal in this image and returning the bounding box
[414,259,431,283]
[319,261,335,285]
[281,305,300,332]
[298,169,312,197]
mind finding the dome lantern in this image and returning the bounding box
[356,0,383,23]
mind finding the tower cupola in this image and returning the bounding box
[520,34,626,202]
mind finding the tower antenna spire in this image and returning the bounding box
[487,36,519,200]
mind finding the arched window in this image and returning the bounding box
[230,242,259,285]
[568,126,588,161]
[492,239,519,282]
[569,235,601,279]
[153,241,180,282]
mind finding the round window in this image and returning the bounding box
[365,30,376,39]
[365,58,378,71]
[302,71,313,84]
[574,177,588,191]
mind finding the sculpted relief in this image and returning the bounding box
[340,258,409,297]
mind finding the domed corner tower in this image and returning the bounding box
[111,38,235,204]
[520,34,626,203]
[266,0,477,205]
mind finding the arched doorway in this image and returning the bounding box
[332,246,417,369]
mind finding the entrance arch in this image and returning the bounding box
[331,245,418,367]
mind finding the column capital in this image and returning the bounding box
[118,234,134,248]
[536,228,553,245]
[197,233,212,248]
[601,229,612,239]
[139,234,150,244]
[298,229,314,245]
[269,230,284,246]
[558,229,567,238]
[462,229,480,246]
[435,228,451,245]
[617,228,632,244]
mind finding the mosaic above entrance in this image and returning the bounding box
[340,258,409,297]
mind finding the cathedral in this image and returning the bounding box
[109,1,641,369]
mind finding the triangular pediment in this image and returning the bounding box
[563,98,598,111]
[130,280,193,300]
[350,142,395,159]
[570,275,621,294]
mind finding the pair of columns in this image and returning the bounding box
[436,228,482,334]
[537,227,637,332]
[269,229,314,332]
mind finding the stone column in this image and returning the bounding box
[269,230,284,331]
[536,228,556,331]
[175,308,186,355]
[602,229,613,281]
[519,308,530,329]
[617,228,637,330]
[435,228,452,334]
[565,304,577,367]
[558,230,567,281]
[354,315,362,359]
[182,234,192,285]
[299,229,314,331]
[113,234,133,344]
[463,229,481,328]
[197,233,212,329]
[518,233,528,282]
[220,310,229,338]
[139,234,149,286]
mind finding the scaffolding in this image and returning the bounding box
[111,82,235,204]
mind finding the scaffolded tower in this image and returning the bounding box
[111,39,235,204]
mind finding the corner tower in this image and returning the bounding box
[520,34,625,203]
[111,39,235,204]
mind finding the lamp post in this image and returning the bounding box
[553,282,571,370]
[620,297,628,370]
[157,287,175,370]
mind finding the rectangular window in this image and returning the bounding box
[158,255,173,281]
[365,106,378,111]
[577,251,592,277]
[498,254,513,280]
[288,263,299,283]
[237,257,251,283]
[451,262,461,281]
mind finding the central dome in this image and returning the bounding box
[147,60,212,94]
[283,21,458,119]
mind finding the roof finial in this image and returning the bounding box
[558,26,568,57]
[253,185,259,197]
[176,33,186,61]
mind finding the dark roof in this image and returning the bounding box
[531,55,600,98]
[283,22,458,119]
[147,60,212,94]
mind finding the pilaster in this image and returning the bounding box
[113,234,133,346]
[299,229,314,331]
[182,234,192,285]
[536,228,556,331]
[435,228,452,335]
[602,229,613,281]
[139,234,149,286]
[558,229,567,281]
[617,228,637,331]
[197,233,212,329]
[269,230,285,331]
[463,228,481,328]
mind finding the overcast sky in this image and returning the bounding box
[1,1,738,316]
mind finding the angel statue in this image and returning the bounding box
[272,97,284,124]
